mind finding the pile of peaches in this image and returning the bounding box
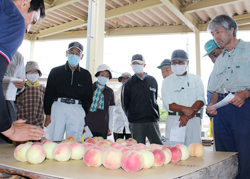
[14,136,204,172]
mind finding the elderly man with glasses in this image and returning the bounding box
[161,49,205,147]
[44,42,93,142]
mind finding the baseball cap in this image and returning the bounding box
[118,72,131,82]
[157,59,171,69]
[68,42,83,52]
[171,50,188,62]
[25,61,42,77]
[131,54,145,64]
[203,39,218,57]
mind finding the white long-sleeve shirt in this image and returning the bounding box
[2,51,25,101]
[112,87,131,134]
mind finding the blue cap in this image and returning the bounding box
[157,59,171,69]
[203,40,218,57]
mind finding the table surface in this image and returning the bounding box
[0,144,237,179]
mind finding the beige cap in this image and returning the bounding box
[118,72,131,82]
[25,61,42,77]
[95,64,112,79]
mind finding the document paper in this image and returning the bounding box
[170,121,186,143]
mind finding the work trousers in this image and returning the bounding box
[129,121,162,145]
[214,99,250,179]
[45,101,85,142]
[113,127,132,141]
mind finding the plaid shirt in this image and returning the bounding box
[15,83,45,129]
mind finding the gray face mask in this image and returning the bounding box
[26,74,39,83]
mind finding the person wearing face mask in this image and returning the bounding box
[0,0,46,142]
[121,54,162,145]
[43,42,93,142]
[15,61,45,129]
[85,64,115,139]
[157,59,173,79]
[161,49,205,147]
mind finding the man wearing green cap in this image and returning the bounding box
[157,59,173,79]
[203,40,223,105]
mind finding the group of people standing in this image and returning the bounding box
[0,1,249,177]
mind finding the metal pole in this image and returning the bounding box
[86,0,93,70]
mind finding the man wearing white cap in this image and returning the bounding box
[122,54,162,145]
[161,49,205,147]
[85,64,115,139]
[113,72,132,141]
[44,42,93,142]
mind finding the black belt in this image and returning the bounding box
[168,111,201,118]
[218,92,236,99]
[55,98,82,104]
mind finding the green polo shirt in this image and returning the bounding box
[208,39,250,94]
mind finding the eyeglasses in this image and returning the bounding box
[68,50,82,56]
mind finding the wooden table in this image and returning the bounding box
[0,144,238,179]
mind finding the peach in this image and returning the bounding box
[116,141,127,145]
[83,149,102,167]
[89,146,101,151]
[66,136,77,142]
[121,148,131,154]
[93,137,100,143]
[102,149,122,170]
[110,142,117,147]
[14,144,31,162]
[31,142,43,146]
[116,138,125,142]
[53,143,72,162]
[70,142,85,160]
[151,149,165,167]
[43,142,57,159]
[101,147,111,154]
[144,147,153,151]
[95,141,110,148]
[139,150,154,169]
[170,147,182,162]
[162,148,172,164]
[150,144,164,149]
[83,143,95,150]
[113,144,128,150]
[61,139,72,144]
[175,144,189,160]
[104,139,113,145]
[85,138,95,144]
[26,145,46,164]
[121,151,144,172]
[25,142,33,146]
[188,143,204,157]
[135,143,146,148]
[125,138,137,144]
[42,139,52,145]
[97,137,104,141]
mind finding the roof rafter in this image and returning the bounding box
[182,0,247,14]
[160,0,199,32]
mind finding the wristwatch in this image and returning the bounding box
[247,88,250,99]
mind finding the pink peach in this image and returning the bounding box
[66,136,77,142]
[26,145,46,164]
[102,149,122,170]
[14,144,31,162]
[31,142,43,146]
[83,143,95,150]
[70,142,85,160]
[83,149,102,167]
[52,143,72,162]
[121,151,144,172]
[170,147,182,162]
[162,148,172,164]
[42,139,52,145]
[85,138,95,144]
[175,144,189,160]
[151,149,165,167]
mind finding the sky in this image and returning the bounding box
[18,30,250,101]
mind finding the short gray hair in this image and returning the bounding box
[207,14,238,37]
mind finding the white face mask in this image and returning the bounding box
[171,63,187,76]
[132,64,144,74]
[26,74,39,83]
